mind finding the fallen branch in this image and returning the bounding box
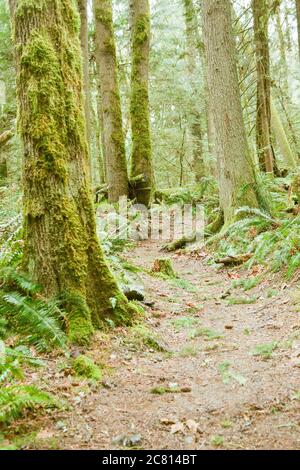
[0,130,13,148]
[214,253,252,266]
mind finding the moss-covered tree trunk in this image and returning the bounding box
[11,0,137,345]
[296,0,300,61]
[202,0,259,226]
[77,0,91,160]
[252,0,274,174]
[94,0,129,202]
[183,0,205,183]
[129,0,153,207]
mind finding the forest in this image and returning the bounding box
[1,0,300,452]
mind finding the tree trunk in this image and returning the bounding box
[296,0,300,61]
[129,0,153,207]
[77,1,91,163]
[271,98,298,170]
[202,0,259,225]
[94,0,129,202]
[12,0,136,345]
[0,158,8,181]
[252,0,274,174]
[183,0,205,183]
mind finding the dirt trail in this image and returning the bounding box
[13,240,300,450]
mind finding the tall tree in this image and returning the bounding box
[94,0,129,202]
[130,0,153,207]
[296,0,300,60]
[252,0,274,174]
[77,0,91,156]
[10,0,136,345]
[183,0,205,183]
[202,0,259,225]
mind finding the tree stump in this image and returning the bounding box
[152,258,177,278]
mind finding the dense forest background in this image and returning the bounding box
[1,0,299,192]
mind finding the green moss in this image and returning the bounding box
[95,6,112,28]
[151,258,177,278]
[13,0,136,341]
[150,385,180,395]
[72,355,102,381]
[130,10,153,206]
[65,293,94,345]
[132,14,150,48]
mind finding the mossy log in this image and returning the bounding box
[161,234,197,252]
[152,258,177,278]
[214,253,252,266]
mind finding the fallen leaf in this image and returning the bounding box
[170,422,185,434]
[186,419,199,434]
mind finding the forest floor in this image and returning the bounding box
[3,240,300,450]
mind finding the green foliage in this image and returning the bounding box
[214,196,300,279]
[170,278,197,292]
[232,275,263,291]
[170,316,199,331]
[190,327,222,340]
[72,355,102,382]
[0,268,67,352]
[178,344,198,357]
[124,323,167,352]
[0,385,56,424]
[211,435,224,447]
[227,296,257,305]
[0,345,44,384]
[251,342,278,359]
[0,292,67,352]
[0,339,57,426]
[218,361,246,385]
[150,384,180,395]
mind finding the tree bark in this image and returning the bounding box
[77,1,91,159]
[183,0,205,183]
[0,130,13,148]
[94,0,129,202]
[129,0,153,207]
[12,0,136,345]
[202,0,259,225]
[296,0,300,61]
[252,0,274,174]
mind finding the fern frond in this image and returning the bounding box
[0,267,41,294]
[0,385,56,424]
[0,292,67,352]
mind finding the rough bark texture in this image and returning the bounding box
[202,0,258,225]
[12,0,137,345]
[94,0,129,202]
[130,0,153,207]
[77,0,91,157]
[252,0,274,174]
[183,0,205,183]
[296,0,300,61]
